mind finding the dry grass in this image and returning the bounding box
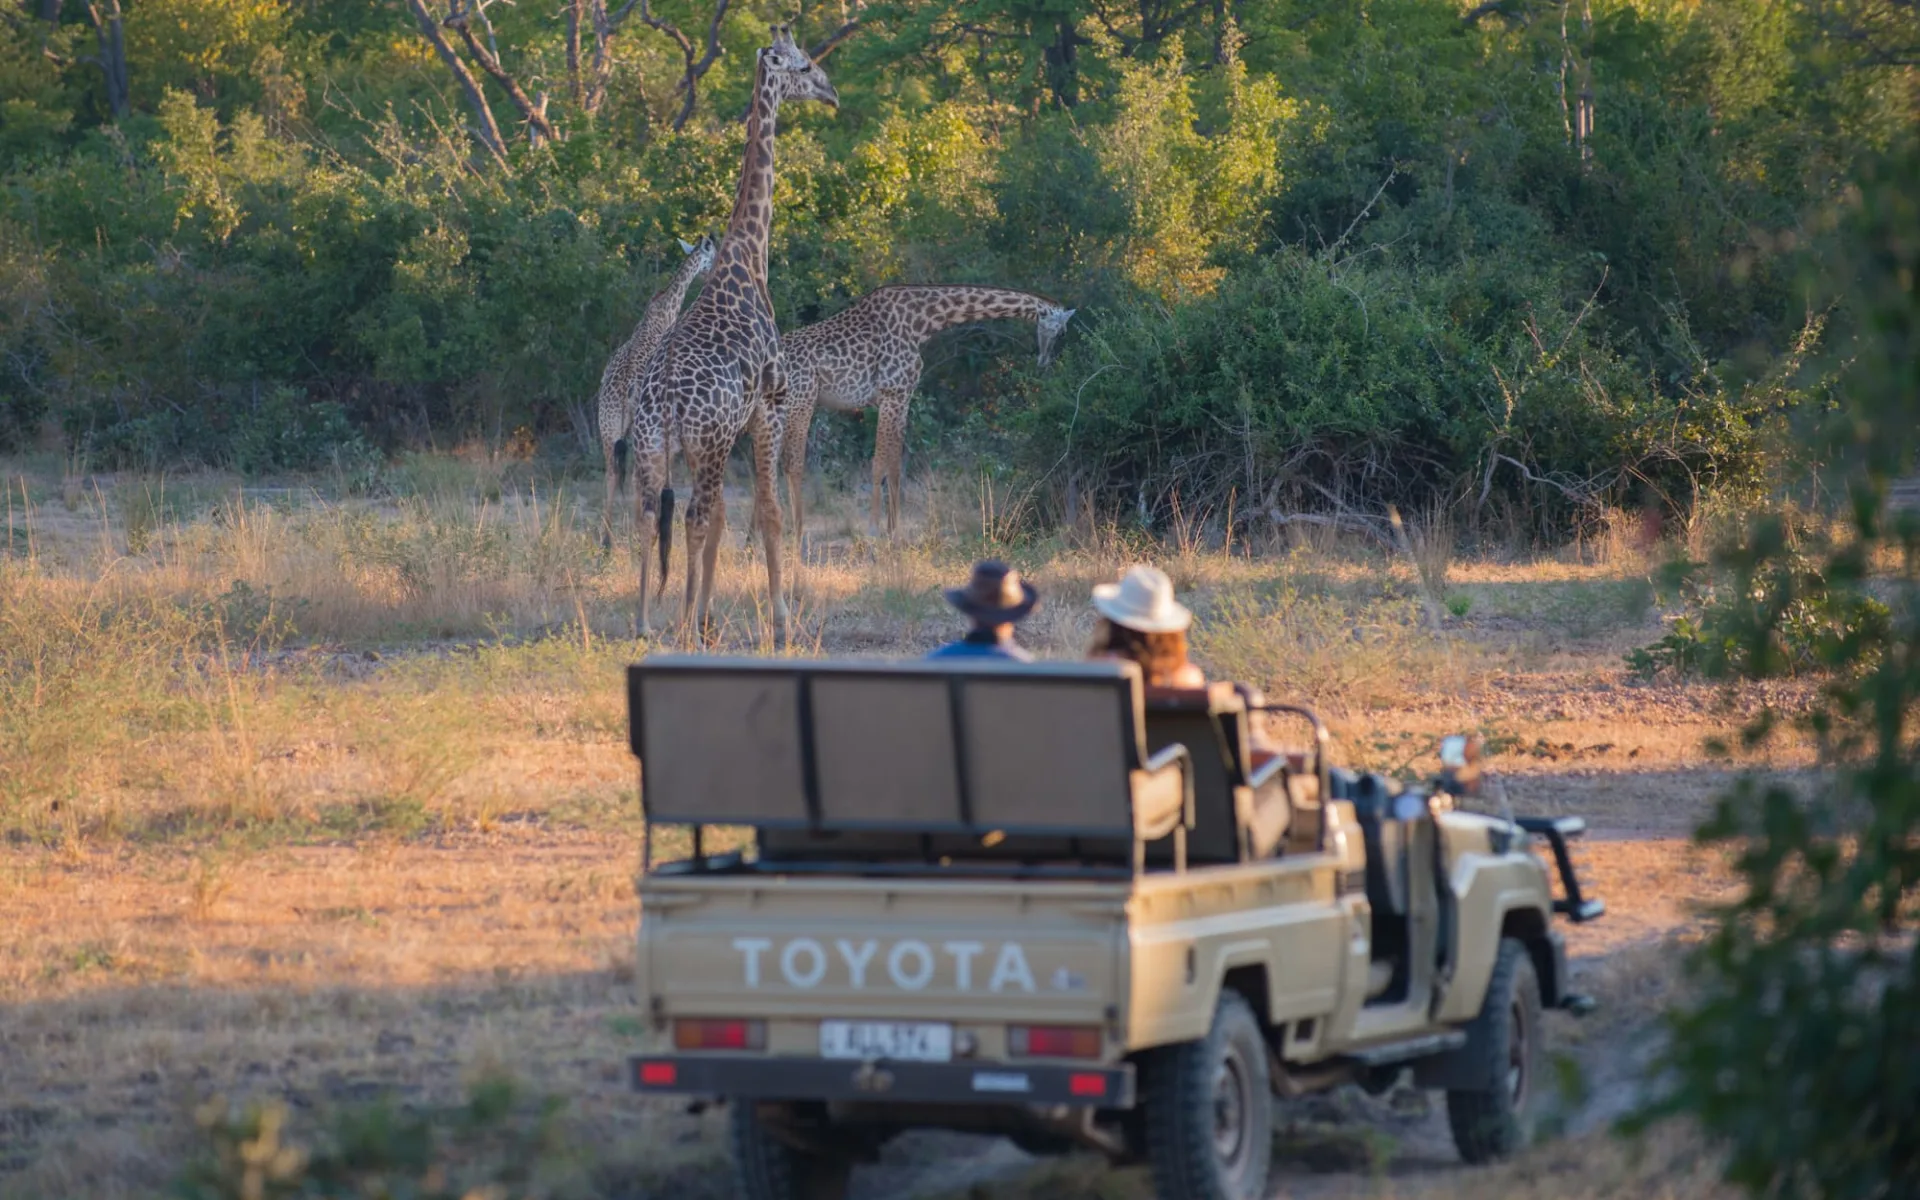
[0,452,1808,1198]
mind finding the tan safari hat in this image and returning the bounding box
[1091,565,1192,634]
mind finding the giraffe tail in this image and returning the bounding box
[656,487,675,596]
[612,437,630,495]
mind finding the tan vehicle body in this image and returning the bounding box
[624,655,1600,1200]
[635,808,1555,1062]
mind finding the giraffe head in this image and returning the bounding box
[757,24,839,111]
[1037,304,1076,367]
[675,234,717,277]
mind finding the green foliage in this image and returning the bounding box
[1625,555,1891,680]
[0,0,1909,538]
[172,1074,566,1199]
[1020,240,1658,521]
[1631,138,1920,1199]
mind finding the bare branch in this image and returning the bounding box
[637,0,729,131]
[401,0,508,163]
[1262,510,1396,548]
[809,19,862,60]
[445,1,560,142]
[1493,453,1607,505]
[1328,166,1396,264]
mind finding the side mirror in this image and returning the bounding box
[1440,734,1483,795]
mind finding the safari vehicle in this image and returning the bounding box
[623,656,1603,1200]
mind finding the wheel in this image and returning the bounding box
[1139,989,1273,1200]
[1445,937,1542,1164]
[730,1102,853,1200]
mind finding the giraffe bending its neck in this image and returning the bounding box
[626,25,837,644]
[596,234,714,553]
[777,285,1075,540]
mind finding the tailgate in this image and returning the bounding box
[638,875,1130,1033]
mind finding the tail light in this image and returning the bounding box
[1007,1025,1103,1059]
[674,1019,767,1051]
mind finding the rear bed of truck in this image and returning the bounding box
[631,873,1138,1106]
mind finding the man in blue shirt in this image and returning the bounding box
[927,560,1039,661]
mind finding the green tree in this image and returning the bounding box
[1636,138,1920,1198]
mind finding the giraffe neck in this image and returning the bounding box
[666,252,709,304]
[717,57,779,291]
[871,286,1057,342]
[647,254,707,326]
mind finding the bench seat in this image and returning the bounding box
[627,656,1195,870]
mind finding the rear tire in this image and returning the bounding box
[1445,937,1542,1164]
[1140,989,1273,1200]
[730,1102,853,1200]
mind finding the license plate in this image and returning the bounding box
[818,1020,953,1063]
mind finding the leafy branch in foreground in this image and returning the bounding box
[1629,139,1920,1199]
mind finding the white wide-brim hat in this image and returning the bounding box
[1091,564,1192,634]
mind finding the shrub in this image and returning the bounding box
[171,1074,566,1200]
[1625,554,1891,681]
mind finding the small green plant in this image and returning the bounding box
[1445,593,1472,618]
[172,1074,566,1200]
[1625,560,1889,680]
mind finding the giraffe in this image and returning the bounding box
[596,234,714,553]
[777,286,1075,540]
[626,24,836,644]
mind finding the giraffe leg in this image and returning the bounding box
[678,458,707,646]
[602,437,618,553]
[873,390,910,540]
[693,463,728,648]
[782,393,812,558]
[631,443,666,639]
[749,407,790,647]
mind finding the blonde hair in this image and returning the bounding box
[1089,618,1194,687]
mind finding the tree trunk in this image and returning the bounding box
[84,0,129,119]
[566,0,586,110]
[401,0,508,164]
[1043,20,1078,107]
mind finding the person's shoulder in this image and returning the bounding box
[1172,661,1208,687]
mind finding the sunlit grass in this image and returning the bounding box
[2,451,1797,853]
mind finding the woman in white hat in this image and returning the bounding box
[1087,564,1207,688]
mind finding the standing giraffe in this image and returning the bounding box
[595,234,714,552]
[777,286,1074,540]
[626,25,836,643]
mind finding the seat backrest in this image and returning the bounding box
[1143,685,1250,864]
[961,672,1136,834]
[631,666,812,827]
[629,657,1154,849]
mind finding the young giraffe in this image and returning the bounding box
[595,234,714,552]
[778,286,1074,540]
[626,25,836,643]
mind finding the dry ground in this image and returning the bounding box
[1,454,1802,1198]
